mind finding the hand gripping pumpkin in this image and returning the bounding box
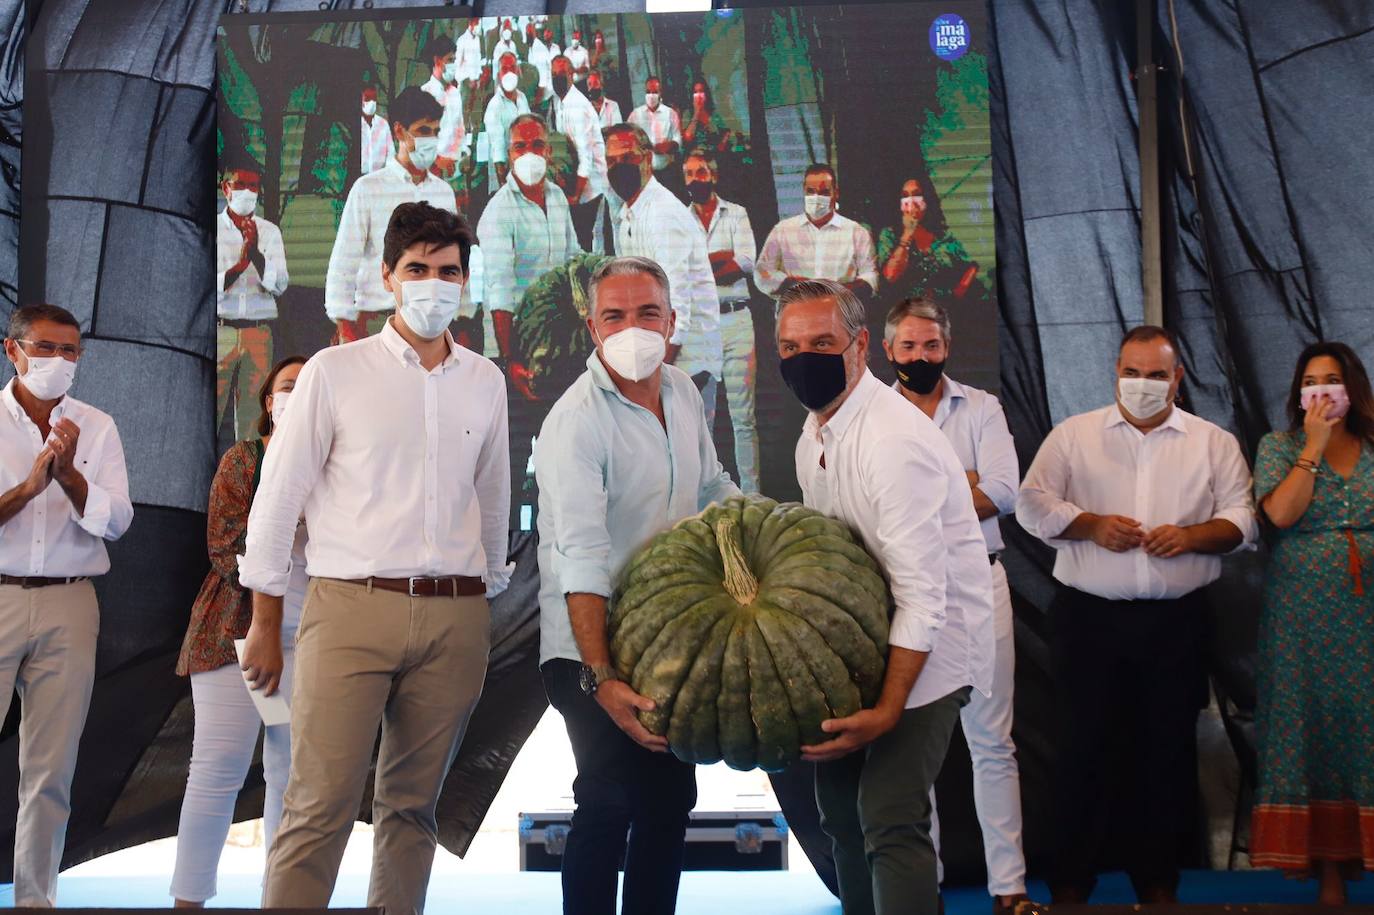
[609,494,890,771]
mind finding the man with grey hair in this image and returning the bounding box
[0,303,132,906]
[603,122,723,429]
[883,296,1027,913]
[534,255,738,914]
[776,279,995,915]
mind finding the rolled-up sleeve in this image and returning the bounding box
[535,411,613,598]
[693,384,741,507]
[73,420,133,541]
[239,358,334,596]
[754,225,785,297]
[1209,427,1259,553]
[323,184,369,322]
[867,437,949,653]
[653,216,698,345]
[476,200,518,314]
[974,395,1019,518]
[853,224,879,292]
[474,367,512,595]
[260,222,289,298]
[1015,424,1082,547]
[732,209,757,277]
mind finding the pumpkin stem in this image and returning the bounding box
[715,516,759,605]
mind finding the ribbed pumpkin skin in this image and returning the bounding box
[513,253,611,401]
[609,494,890,772]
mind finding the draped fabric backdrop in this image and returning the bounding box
[1,0,1372,891]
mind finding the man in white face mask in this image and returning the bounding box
[325,88,458,345]
[216,158,289,446]
[627,75,684,194]
[418,37,467,178]
[1016,325,1258,905]
[242,201,510,914]
[756,163,878,304]
[359,86,394,175]
[534,256,738,915]
[483,52,531,193]
[0,304,132,906]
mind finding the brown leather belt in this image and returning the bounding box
[344,575,484,598]
[719,299,751,314]
[217,317,270,329]
[0,575,89,589]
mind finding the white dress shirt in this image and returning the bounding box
[476,174,581,314]
[535,354,739,664]
[755,212,879,297]
[527,39,553,92]
[1016,404,1258,601]
[491,38,520,68]
[627,103,683,171]
[238,320,511,597]
[615,177,722,378]
[918,376,1019,553]
[360,114,394,175]
[454,29,484,84]
[216,211,288,321]
[420,76,466,161]
[594,98,623,129]
[483,90,531,192]
[0,381,132,577]
[549,85,608,202]
[565,43,589,80]
[696,196,756,303]
[323,159,457,322]
[796,370,994,708]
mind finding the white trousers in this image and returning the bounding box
[718,306,759,493]
[933,559,1027,896]
[169,642,296,903]
[0,580,99,908]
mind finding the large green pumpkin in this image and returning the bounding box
[609,494,890,772]
[513,252,611,402]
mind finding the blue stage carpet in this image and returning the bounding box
[3,868,1374,910]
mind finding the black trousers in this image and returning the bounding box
[1048,584,1204,901]
[541,659,698,915]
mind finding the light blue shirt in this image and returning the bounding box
[475,174,581,314]
[535,353,739,664]
[924,376,1019,553]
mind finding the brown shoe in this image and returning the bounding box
[994,893,1030,915]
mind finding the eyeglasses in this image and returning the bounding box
[17,339,81,361]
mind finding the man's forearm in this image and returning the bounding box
[1183,518,1244,555]
[970,486,999,521]
[1058,511,1101,541]
[492,310,516,360]
[566,592,612,667]
[57,471,88,517]
[251,591,285,632]
[0,480,38,528]
[875,646,928,716]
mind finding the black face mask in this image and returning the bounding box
[686,180,714,205]
[892,357,944,395]
[608,162,644,201]
[552,75,571,98]
[780,338,857,412]
[588,87,603,101]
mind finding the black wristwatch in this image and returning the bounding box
[578,663,621,696]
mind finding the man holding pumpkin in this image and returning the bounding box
[534,255,738,915]
[775,278,996,915]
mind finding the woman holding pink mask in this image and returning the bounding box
[1250,341,1374,906]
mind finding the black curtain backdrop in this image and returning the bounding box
[1,0,1372,892]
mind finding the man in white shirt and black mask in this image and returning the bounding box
[1016,325,1257,905]
[883,296,1026,914]
[240,201,510,915]
[0,304,132,907]
[776,279,995,915]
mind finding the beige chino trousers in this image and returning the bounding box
[0,579,99,908]
[262,578,490,915]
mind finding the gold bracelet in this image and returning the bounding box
[1295,459,1319,475]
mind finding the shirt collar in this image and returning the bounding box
[585,350,671,406]
[804,368,879,442]
[384,157,421,183]
[2,378,68,425]
[804,211,849,232]
[378,316,459,370]
[1104,402,1187,435]
[624,176,663,217]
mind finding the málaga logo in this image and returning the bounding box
[930,13,971,61]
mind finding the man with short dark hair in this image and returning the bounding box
[1017,325,1257,904]
[535,256,738,915]
[627,76,683,193]
[549,54,608,250]
[241,202,510,914]
[359,87,394,175]
[216,156,288,444]
[325,87,458,344]
[776,279,994,915]
[0,304,132,906]
[483,51,531,193]
[756,163,878,301]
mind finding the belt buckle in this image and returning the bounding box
[407,576,424,597]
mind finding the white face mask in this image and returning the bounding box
[442,62,458,83]
[270,390,291,427]
[408,135,440,171]
[1118,377,1172,420]
[644,92,660,109]
[500,71,520,93]
[512,152,547,187]
[900,194,925,214]
[398,277,464,340]
[804,193,833,221]
[20,355,77,401]
[598,326,666,382]
[571,38,580,48]
[227,188,257,217]
[362,99,377,116]
[502,29,512,41]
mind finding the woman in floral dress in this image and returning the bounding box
[1251,341,1374,906]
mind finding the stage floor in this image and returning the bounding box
[4,868,1374,911]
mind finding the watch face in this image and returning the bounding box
[578,664,596,695]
